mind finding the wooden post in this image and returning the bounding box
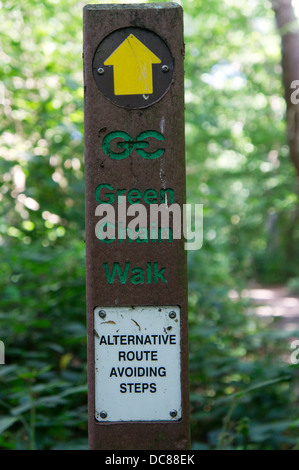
[83,3,189,450]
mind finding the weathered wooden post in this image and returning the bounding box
[83,3,189,450]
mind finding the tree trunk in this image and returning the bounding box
[272,0,299,176]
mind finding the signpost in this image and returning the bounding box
[83,3,189,450]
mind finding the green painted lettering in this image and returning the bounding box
[95,184,114,204]
[94,184,175,205]
[103,262,167,284]
[127,189,141,204]
[135,228,149,243]
[153,262,167,283]
[144,188,158,204]
[103,262,130,284]
[130,267,145,284]
[160,188,175,204]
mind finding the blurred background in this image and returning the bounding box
[1,0,299,450]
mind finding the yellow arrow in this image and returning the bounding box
[104,34,161,96]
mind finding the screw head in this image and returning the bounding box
[98,310,106,319]
[162,65,169,73]
[169,311,176,319]
[100,411,107,419]
[97,67,105,75]
[169,410,177,418]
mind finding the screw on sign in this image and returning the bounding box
[83,4,189,450]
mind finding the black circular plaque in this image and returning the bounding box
[92,27,174,109]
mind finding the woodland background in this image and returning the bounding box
[0,0,299,450]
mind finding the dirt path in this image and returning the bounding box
[229,284,299,333]
[229,285,299,363]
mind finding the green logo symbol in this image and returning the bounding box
[102,130,165,160]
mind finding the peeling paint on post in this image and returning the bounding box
[83,3,189,450]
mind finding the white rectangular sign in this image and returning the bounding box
[94,305,181,422]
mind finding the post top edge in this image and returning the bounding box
[83,3,182,11]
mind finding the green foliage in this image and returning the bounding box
[0,241,88,449]
[182,0,299,449]
[0,0,298,450]
[0,0,87,449]
[188,283,298,449]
